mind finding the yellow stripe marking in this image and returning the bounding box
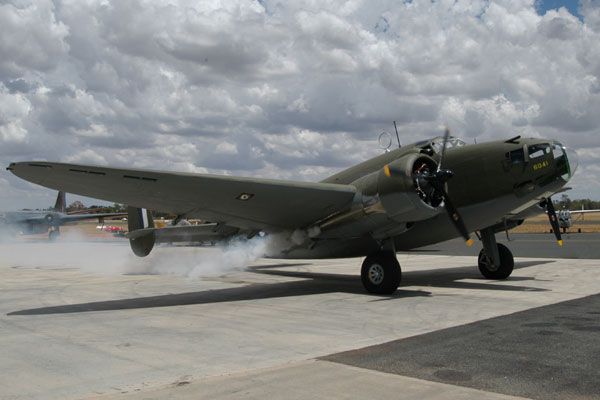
[384,164,392,177]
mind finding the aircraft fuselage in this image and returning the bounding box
[281,137,576,258]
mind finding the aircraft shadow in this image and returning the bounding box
[400,260,553,290]
[8,260,551,316]
[252,260,552,293]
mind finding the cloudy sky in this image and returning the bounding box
[1,0,599,210]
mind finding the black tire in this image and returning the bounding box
[48,230,60,241]
[478,243,514,279]
[361,252,401,294]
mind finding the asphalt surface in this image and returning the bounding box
[323,293,600,400]
[1,239,599,399]
[414,232,600,259]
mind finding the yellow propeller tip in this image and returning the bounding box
[383,164,392,177]
[557,240,563,247]
[466,238,474,247]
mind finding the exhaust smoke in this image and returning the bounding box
[0,228,304,278]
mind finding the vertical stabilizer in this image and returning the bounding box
[128,207,154,231]
[54,191,66,213]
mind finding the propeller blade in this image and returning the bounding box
[383,128,472,246]
[432,127,473,245]
[438,186,474,246]
[426,176,472,246]
[544,197,563,246]
[437,127,451,172]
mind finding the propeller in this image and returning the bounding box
[437,127,451,172]
[541,197,563,246]
[384,128,474,246]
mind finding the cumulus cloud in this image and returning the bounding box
[0,85,31,142]
[1,0,600,209]
[0,1,69,78]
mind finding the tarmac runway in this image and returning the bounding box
[1,235,599,400]
[415,232,600,259]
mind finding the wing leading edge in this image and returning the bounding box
[7,162,357,231]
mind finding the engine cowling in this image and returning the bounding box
[376,153,443,222]
[127,207,155,257]
[24,223,50,235]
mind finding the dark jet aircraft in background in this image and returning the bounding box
[7,132,578,294]
[0,191,126,240]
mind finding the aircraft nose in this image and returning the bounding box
[565,146,579,179]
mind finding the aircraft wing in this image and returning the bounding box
[7,162,357,231]
[4,211,124,227]
[569,209,600,214]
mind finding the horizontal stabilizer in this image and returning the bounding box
[127,223,238,243]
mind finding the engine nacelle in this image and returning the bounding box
[376,153,442,222]
[127,207,155,257]
[23,223,50,235]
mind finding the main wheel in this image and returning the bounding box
[478,243,514,279]
[361,252,401,294]
[48,229,60,241]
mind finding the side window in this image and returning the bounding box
[507,148,525,164]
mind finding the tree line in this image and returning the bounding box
[65,202,174,218]
[555,195,600,211]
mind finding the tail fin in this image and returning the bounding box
[54,191,66,213]
[127,207,154,231]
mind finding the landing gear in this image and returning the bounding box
[478,244,514,279]
[361,252,401,294]
[48,228,60,241]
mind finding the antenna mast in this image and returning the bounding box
[393,121,401,148]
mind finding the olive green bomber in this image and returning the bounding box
[7,135,576,294]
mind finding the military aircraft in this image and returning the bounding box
[0,191,126,240]
[557,207,600,232]
[7,132,578,293]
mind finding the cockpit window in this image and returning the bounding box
[552,142,565,160]
[528,143,551,159]
[429,136,466,154]
[552,142,570,179]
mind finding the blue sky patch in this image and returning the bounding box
[536,0,582,19]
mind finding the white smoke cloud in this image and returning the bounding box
[0,229,305,278]
[125,236,271,278]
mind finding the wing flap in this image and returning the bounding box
[8,162,356,230]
